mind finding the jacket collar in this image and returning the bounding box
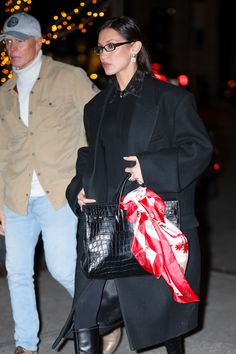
[115,69,145,98]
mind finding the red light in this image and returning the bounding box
[227,80,236,89]
[154,73,168,81]
[151,63,162,71]
[178,74,189,86]
[213,162,220,171]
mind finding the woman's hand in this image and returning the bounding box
[77,188,96,210]
[123,156,144,185]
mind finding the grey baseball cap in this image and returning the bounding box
[0,12,42,41]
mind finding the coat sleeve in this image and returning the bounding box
[138,92,213,193]
[66,107,91,215]
[66,146,89,215]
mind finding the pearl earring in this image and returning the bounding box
[131,53,137,63]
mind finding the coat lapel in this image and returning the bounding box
[128,77,160,154]
[85,83,115,200]
[91,83,115,175]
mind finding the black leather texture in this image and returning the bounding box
[81,176,180,279]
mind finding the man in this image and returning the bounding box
[0,12,120,354]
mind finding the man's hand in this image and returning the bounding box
[0,208,5,236]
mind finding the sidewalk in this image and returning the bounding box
[1,270,236,354]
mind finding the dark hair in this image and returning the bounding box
[98,16,152,74]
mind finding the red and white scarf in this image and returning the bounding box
[120,187,199,304]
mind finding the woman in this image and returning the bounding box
[55,16,213,354]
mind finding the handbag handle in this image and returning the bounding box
[116,173,132,204]
[115,173,132,228]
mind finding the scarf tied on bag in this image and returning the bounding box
[120,187,199,304]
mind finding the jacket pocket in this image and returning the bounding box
[37,95,70,128]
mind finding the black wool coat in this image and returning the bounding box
[64,75,213,350]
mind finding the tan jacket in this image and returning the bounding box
[0,55,98,215]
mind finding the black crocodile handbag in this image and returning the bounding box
[80,175,180,279]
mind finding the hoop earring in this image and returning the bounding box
[131,54,137,63]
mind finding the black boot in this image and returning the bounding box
[164,336,185,354]
[73,326,99,354]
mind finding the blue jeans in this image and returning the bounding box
[4,197,77,351]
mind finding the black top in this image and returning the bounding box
[100,70,144,200]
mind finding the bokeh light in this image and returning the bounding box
[0,0,109,85]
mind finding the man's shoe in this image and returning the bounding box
[14,347,38,354]
[102,327,122,354]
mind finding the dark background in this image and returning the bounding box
[1,0,236,103]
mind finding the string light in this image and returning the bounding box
[1,0,32,81]
[90,73,98,79]
[43,0,110,42]
[4,0,31,13]
[1,0,111,84]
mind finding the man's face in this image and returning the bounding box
[4,35,42,69]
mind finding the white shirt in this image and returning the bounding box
[14,50,46,197]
